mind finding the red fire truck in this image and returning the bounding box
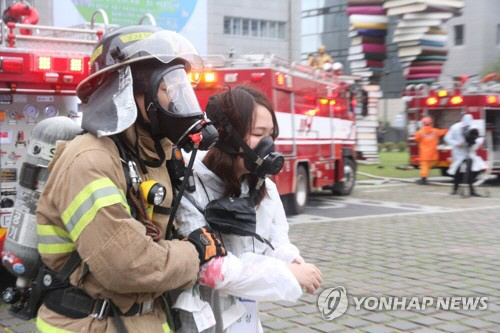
[0,3,109,257]
[193,55,360,214]
[405,81,500,176]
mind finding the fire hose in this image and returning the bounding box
[356,132,494,191]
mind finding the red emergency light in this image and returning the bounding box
[69,58,83,72]
[426,97,438,106]
[189,71,201,83]
[0,56,23,73]
[250,73,265,82]
[450,96,463,105]
[305,109,318,116]
[37,56,51,70]
[276,72,285,86]
[486,95,498,104]
[204,72,216,83]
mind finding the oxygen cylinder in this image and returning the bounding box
[1,117,81,280]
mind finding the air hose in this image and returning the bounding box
[165,132,202,240]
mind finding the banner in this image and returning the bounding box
[54,0,207,54]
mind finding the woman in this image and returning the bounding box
[174,86,322,332]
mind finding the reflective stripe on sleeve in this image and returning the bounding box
[162,323,171,333]
[61,178,130,242]
[37,225,76,254]
[36,316,76,333]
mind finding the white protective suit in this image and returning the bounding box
[444,114,487,175]
[173,152,303,333]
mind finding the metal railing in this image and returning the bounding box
[138,13,157,26]
[201,53,360,84]
[1,9,107,49]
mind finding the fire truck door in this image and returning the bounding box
[485,109,500,169]
[273,89,295,157]
[329,100,336,178]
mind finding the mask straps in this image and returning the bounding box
[207,96,263,166]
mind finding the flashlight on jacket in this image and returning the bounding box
[140,180,166,220]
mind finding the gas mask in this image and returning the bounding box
[145,64,218,151]
[244,136,284,179]
[464,128,479,147]
[205,95,284,180]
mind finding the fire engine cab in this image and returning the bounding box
[194,54,360,214]
[405,79,500,176]
[0,3,112,258]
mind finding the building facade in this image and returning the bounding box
[443,0,500,79]
[206,0,301,61]
[301,0,350,64]
[300,0,500,128]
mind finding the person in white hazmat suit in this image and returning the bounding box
[173,86,323,333]
[444,114,487,196]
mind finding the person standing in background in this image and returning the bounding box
[414,117,448,184]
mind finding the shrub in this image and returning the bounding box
[377,143,384,152]
[384,142,395,152]
[397,142,407,152]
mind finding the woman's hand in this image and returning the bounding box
[288,263,323,294]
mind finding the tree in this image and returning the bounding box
[481,57,500,77]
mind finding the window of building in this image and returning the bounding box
[232,18,242,35]
[251,20,259,37]
[454,24,464,46]
[260,21,268,38]
[224,17,231,35]
[224,17,285,39]
[497,24,500,45]
[242,19,250,36]
[278,22,286,39]
[269,21,277,39]
[302,16,318,35]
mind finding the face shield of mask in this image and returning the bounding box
[150,65,218,150]
[154,66,203,118]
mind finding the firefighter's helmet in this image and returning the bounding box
[76,25,203,102]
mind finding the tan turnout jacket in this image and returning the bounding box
[35,125,200,333]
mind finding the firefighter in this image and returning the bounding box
[35,26,226,333]
[307,52,318,68]
[445,114,486,196]
[414,116,448,184]
[317,45,333,69]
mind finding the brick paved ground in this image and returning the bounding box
[1,180,500,332]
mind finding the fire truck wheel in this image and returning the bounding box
[284,165,309,215]
[332,158,356,196]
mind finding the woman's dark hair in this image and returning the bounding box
[203,85,279,206]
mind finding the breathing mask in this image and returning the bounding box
[464,128,479,147]
[144,64,218,151]
[205,94,284,180]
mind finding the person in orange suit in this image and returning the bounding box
[414,117,448,184]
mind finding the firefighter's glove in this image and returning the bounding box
[185,227,227,265]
